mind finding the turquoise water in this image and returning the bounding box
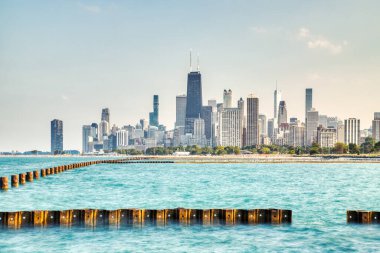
[0,157,379,252]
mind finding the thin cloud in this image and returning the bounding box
[250,26,267,34]
[78,2,101,13]
[298,27,347,55]
[61,95,69,101]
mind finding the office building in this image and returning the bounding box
[185,71,203,134]
[289,121,305,147]
[305,88,313,118]
[99,120,110,142]
[220,108,242,147]
[259,114,267,136]
[317,126,337,148]
[246,95,259,146]
[175,95,187,128]
[51,119,63,154]
[268,118,275,139]
[344,118,360,145]
[223,89,232,108]
[274,87,282,124]
[101,108,110,123]
[149,95,159,127]
[306,108,319,146]
[82,125,93,154]
[201,106,213,143]
[278,101,288,126]
[116,129,128,148]
[372,112,380,142]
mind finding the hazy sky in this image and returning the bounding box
[1,0,379,151]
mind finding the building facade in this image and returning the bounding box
[344,118,360,145]
[51,119,63,154]
[185,71,203,134]
[305,88,313,118]
[306,108,319,146]
[246,95,259,146]
[317,126,337,148]
[372,112,380,142]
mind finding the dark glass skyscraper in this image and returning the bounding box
[185,71,203,133]
[101,108,110,123]
[305,88,313,117]
[149,95,159,127]
[201,106,212,141]
[51,119,63,154]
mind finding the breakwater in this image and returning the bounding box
[0,208,291,228]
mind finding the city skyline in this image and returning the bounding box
[1,1,380,151]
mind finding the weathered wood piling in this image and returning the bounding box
[0,208,292,228]
[0,160,107,191]
[0,176,8,190]
[347,210,380,224]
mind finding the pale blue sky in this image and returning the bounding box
[1,0,379,151]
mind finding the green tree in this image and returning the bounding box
[333,142,348,154]
[214,146,226,155]
[348,143,360,154]
[375,141,380,152]
[309,142,321,155]
[361,137,375,154]
[260,147,271,154]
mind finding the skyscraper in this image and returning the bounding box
[246,94,259,146]
[175,95,187,129]
[220,108,242,147]
[101,108,110,123]
[278,101,288,126]
[82,125,92,154]
[305,88,313,118]
[237,98,245,145]
[223,89,232,108]
[201,106,213,143]
[344,118,360,145]
[372,112,380,142]
[274,87,282,122]
[306,108,319,146]
[185,71,203,134]
[149,95,159,127]
[51,119,63,154]
[259,114,267,136]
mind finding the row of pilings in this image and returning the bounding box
[0,208,292,228]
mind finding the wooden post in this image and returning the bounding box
[234,209,248,224]
[26,172,34,182]
[20,211,33,227]
[19,173,26,185]
[60,210,72,226]
[33,170,39,180]
[33,210,46,226]
[7,212,21,229]
[11,175,19,188]
[0,176,9,190]
[41,169,46,177]
[108,210,120,226]
[45,211,60,226]
[84,209,96,227]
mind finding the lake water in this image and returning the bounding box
[0,157,379,252]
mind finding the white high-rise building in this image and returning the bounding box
[306,108,319,146]
[223,89,233,108]
[259,114,267,136]
[175,95,187,129]
[372,112,380,142]
[274,87,282,121]
[246,95,259,146]
[344,118,360,145]
[288,121,305,147]
[220,108,242,147]
[193,117,207,147]
[116,129,128,147]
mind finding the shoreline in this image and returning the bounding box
[1,154,380,163]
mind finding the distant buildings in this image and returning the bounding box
[372,112,380,142]
[344,118,360,145]
[51,119,63,154]
[82,125,93,153]
[274,87,282,125]
[246,95,259,146]
[101,108,110,123]
[220,108,242,147]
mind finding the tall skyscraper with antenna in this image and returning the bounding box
[273,83,282,124]
[185,51,203,134]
